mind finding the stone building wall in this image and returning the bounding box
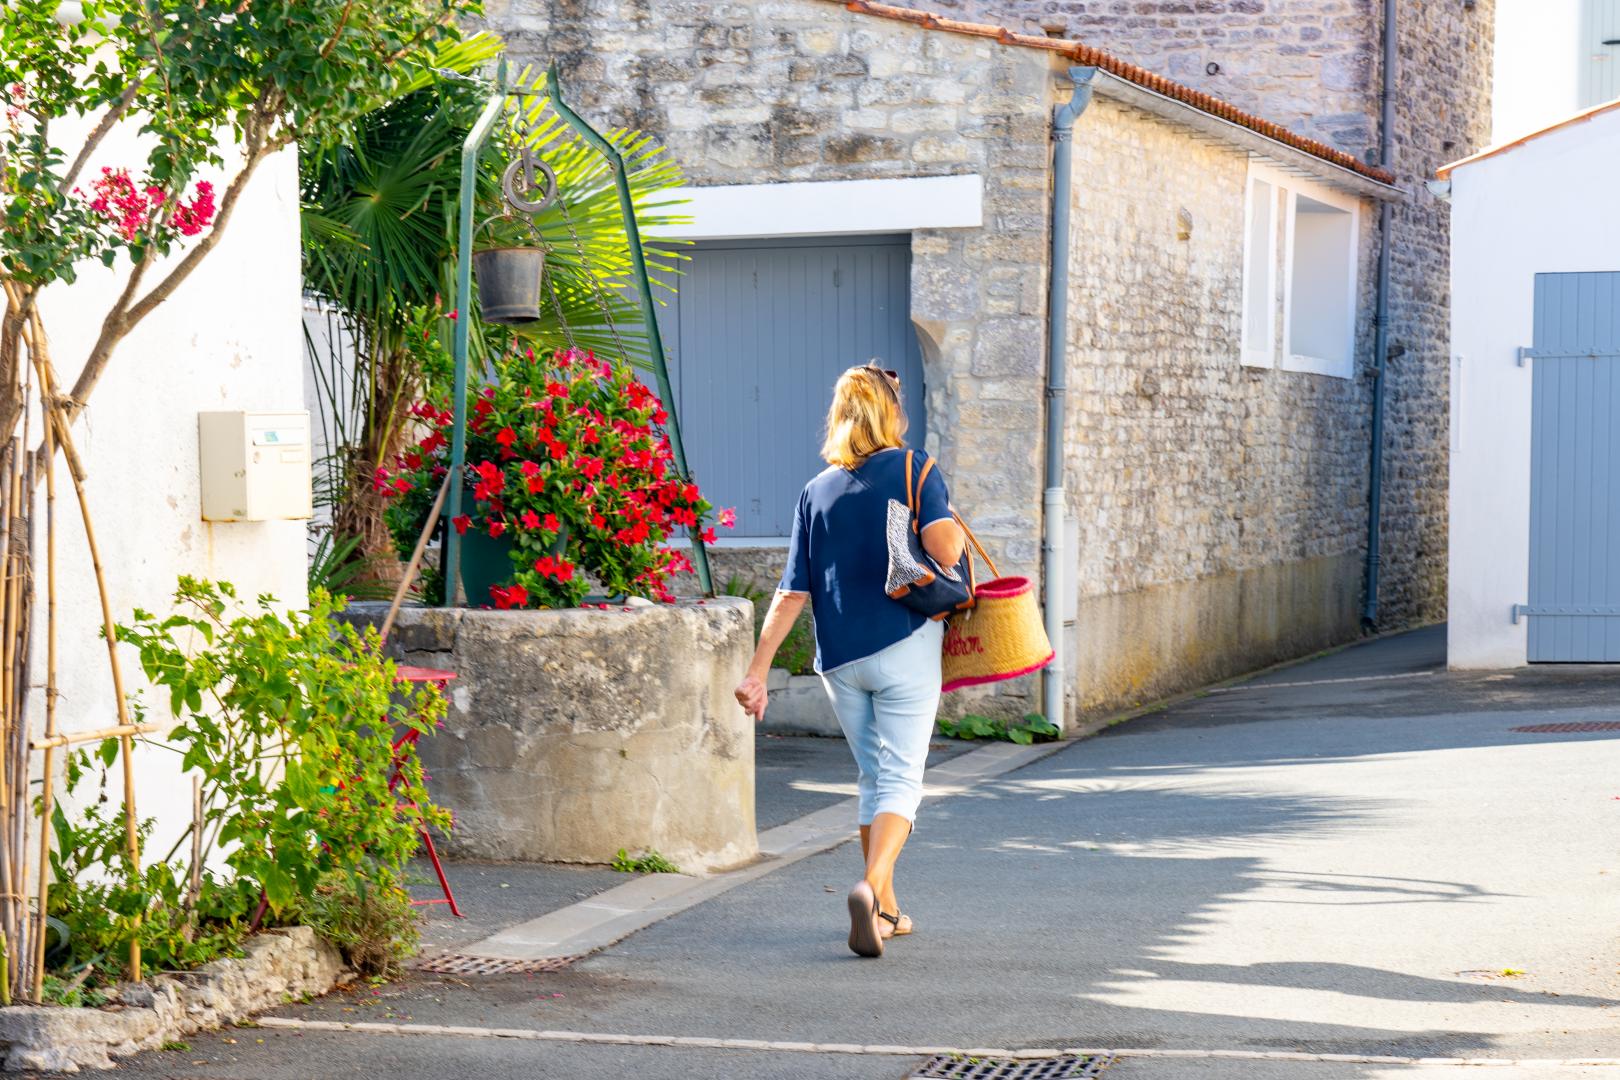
[910,0,1499,632]
[1062,96,1375,711]
[480,0,1059,712]
[474,0,1491,718]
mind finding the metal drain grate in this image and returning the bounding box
[1510,720,1620,733]
[417,953,581,975]
[911,1054,1112,1079]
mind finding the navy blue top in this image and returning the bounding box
[780,447,953,672]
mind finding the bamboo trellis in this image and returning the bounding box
[0,284,152,999]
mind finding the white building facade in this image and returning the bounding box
[1443,102,1620,667]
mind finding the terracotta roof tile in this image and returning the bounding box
[834,0,1396,186]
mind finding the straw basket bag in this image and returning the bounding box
[941,525,1055,693]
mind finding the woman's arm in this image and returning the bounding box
[734,590,809,720]
[921,516,966,568]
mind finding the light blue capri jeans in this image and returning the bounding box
[821,620,945,825]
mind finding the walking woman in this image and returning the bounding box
[734,362,965,959]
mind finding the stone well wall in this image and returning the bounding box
[346,598,758,873]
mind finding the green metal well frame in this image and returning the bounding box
[443,59,713,604]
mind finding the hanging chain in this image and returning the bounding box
[550,156,632,364]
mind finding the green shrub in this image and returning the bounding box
[44,578,447,990]
[297,869,420,979]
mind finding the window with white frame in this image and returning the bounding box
[1239,163,1361,379]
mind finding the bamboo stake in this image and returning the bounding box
[378,471,450,645]
[0,442,17,991]
[29,723,158,750]
[30,399,56,1001]
[26,318,143,983]
[8,444,30,998]
[186,776,201,914]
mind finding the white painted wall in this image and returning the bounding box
[1446,106,1620,667]
[1493,0,1582,145]
[30,134,306,847]
[662,174,983,240]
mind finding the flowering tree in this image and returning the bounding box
[381,344,735,609]
[1,0,480,436]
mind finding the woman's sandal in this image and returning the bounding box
[878,910,913,939]
[846,881,884,958]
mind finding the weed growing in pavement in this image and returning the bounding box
[935,713,1060,745]
[612,849,682,874]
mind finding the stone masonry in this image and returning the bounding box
[914,0,1499,630]
[482,0,1056,713]
[472,0,1494,715]
[1064,96,1375,708]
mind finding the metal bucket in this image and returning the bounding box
[473,247,545,325]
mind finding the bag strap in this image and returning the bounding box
[904,449,916,528]
[953,511,1000,580]
[908,450,1000,581]
[912,456,938,536]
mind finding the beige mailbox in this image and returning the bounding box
[198,411,313,522]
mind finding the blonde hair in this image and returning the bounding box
[820,365,907,469]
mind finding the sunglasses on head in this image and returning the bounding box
[862,361,901,394]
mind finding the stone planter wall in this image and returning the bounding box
[0,927,347,1073]
[344,598,758,873]
[763,669,840,737]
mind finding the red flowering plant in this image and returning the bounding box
[379,343,734,609]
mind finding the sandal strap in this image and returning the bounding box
[877,909,903,927]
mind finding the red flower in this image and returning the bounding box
[496,426,517,450]
[452,515,472,535]
[521,510,541,530]
[489,519,507,539]
[701,527,718,544]
[491,584,528,609]
[718,507,737,529]
[543,513,560,533]
[534,556,577,582]
[577,456,605,480]
[520,460,541,479]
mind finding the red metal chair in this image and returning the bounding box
[392,665,462,918]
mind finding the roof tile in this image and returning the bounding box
[835,0,1396,186]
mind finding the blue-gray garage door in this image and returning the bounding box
[656,235,924,539]
[1526,271,1620,661]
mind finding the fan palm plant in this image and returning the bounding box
[300,42,689,587]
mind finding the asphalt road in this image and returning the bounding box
[104,626,1620,1079]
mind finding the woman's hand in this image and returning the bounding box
[735,590,809,722]
[735,672,768,721]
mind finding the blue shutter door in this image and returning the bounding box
[656,235,923,538]
[1527,271,1620,661]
